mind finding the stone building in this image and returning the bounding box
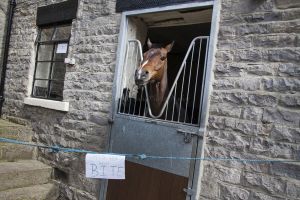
[1,0,300,199]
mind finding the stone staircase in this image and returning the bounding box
[0,119,58,200]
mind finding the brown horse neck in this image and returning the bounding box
[148,63,168,115]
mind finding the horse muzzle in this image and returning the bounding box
[135,69,150,86]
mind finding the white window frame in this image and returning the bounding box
[24,24,72,112]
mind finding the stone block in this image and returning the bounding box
[235,49,263,62]
[235,23,270,36]
[250,192,284,200]
[275,0,300,9]
[262,77,300,93]
[248,93,277,107]
[281,9,300,21]
[267,49,300,63]
[243,173,286,195]
[262,108,300,127]
[211,91,248,105]
[270,125,300,143]
[245,63,276,76]
[242,107,263,121]
[252,34,297,48]
[207,130,250,151]
[270,162,300,180]
[279,95,300,108]
[209,103,241,118]
[250,137,297,159]
[286,181,300,199]
[213,79,235,90]
[217,37,252,50]
[235,78,261,91]
[200,181,219,199]
[278,63,300,77]
[214,63,243,77]
[219,184,250,200]
[203,163,241,184]
[221,0,274,14]
[68,172,100,195]
[215,50,234,62]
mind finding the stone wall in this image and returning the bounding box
[200,0,300,199]
[2,0,300,199]
[0,0,9,81]
[2,0,119,199]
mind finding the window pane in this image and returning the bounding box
[40,27,54,41]
[53,25,71,40]
[49,81,64,100]
[35,62,51,79]
[51,62,66,80]
[38,45,53,61]
[33,80,48,98]
[54,43,68,61]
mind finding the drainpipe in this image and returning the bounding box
[0,0,16,116]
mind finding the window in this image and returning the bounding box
[32,24,71,101]
[117,8,212,126]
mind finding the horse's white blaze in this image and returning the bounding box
[137,59,149,79]
[141,59,149,68]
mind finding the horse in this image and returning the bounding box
[134,39,174,117]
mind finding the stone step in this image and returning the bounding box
[0,183,59,200]
[0,119,35,161]
[0,119,33,141]
[0,143,34,161]
[0,160,52,191]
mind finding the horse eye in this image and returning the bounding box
[160,56,166,61]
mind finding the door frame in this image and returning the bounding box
[99,0,221,199]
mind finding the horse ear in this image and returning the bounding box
[165,41,174,53]
[147,38,152,49]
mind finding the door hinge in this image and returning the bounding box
[108,117,114,124]
[177,129,203,143]
[183,187,194,196]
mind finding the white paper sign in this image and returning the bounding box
[86,154,125,179]
[56,43,68,54]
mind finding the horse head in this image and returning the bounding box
[135,39,174,86]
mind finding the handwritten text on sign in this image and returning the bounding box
[86,154,125,179]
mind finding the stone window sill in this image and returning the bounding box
[24,97,69,112]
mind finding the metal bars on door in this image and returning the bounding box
[118,36,210,126]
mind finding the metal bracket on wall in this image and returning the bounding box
[177,129,203,143]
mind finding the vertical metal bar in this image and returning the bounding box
[127,43,135,114]
[178,61,187,122]
[184,43,195,123]
[197,38,210,125]
[47,44,56,98]
[171,83,177,121]
[164,99,169,120]
[138,86,144,116]
[143,98,147,117]
[132,43,140,115]
[31,43,41,96]
[118,42,129,113]
[191,39,203,124]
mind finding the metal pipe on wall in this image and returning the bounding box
[0,0,16,116]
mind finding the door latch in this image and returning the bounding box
[183,187,194,196]
[177,129,203,143]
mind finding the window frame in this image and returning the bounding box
[31,24,71,101]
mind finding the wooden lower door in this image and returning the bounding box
[106,161,188,200]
